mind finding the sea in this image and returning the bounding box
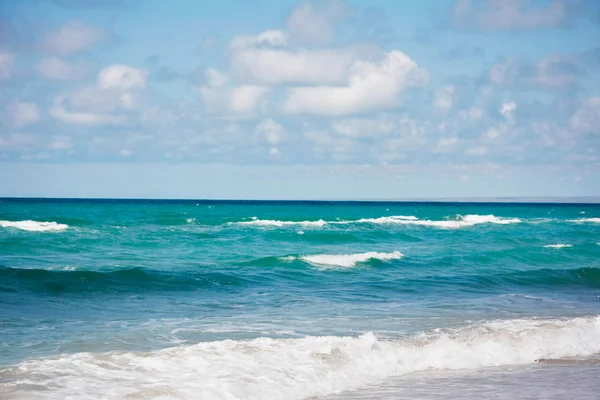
[0,198,599,399]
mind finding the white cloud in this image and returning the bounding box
[229,30,368,85]
[230,30,289,49]
[282,51,428,116]
[285,0,351,44]
[485,127,500,140]
[37,57,90,80]
[571,97,600,133]
[3,101,40,129]
[434,137,458,153]
[458,107,484,121]
[452,0,571,31]
[500,101,517,124]
[48,136,73,150]
[0,52,15,81]
[49,99,125,126]
[196,68,269,118]
[255,119,286,144]
[43,21,105,55]
[465,146,489,157]
[434,85,455,112]
[331,116,394,138]
[98,65,148,90]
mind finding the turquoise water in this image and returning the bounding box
[1,199,599,399]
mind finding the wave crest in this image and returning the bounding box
[299,251,404,268]
[0,220,68,232]
[231,215,521,229]
[235,218,327,227]
[3,316,599,400]
[569,218,600,223]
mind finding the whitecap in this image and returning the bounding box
[568,218,600,223]
[235,219,327,228]
[353,214,520,229]
[3,316,599,400]
[300,251,404,268]
[0,220,68,232]
[543,244,573,249]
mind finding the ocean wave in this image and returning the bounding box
[395,214,521,228]
[299,251,404,268]
[231,214,521,229]
[544,244,573,249]
[0,266,247,295]
[354,215,419,223]
[2,316,599,400]
[568,218,600,223]
[235,217,327,227]
[0,220,68,232]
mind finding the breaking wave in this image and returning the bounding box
[2,316,599,400]
[298,251,404,268]
[231,215,521,229]
[0,220,68,232]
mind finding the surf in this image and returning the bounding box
[2,316,599,400]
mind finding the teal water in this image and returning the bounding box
[1,199,599,399]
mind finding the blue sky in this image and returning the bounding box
[0,0,599,199]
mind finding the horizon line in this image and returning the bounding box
[2,196,600,204]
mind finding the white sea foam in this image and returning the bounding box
[544,244,573,249]
[568,218,600,223]
[353,214,521,229]
[233,214,520,229]
[2,316,599,400]
[354,215,419,224]
[300,251,404,268]
[236,218,328,227]
[186,218,196,223]
[0,220,68,232]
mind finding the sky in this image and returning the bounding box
[0,0,599,199]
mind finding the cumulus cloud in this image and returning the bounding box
[0,52,15,81]
[481,101,517,141]
[3,101,40,129]
[229,29,372,85]
[195,68,269,118]
[331,116,395,138]
[37,57,90,80]
[500,101,517,124]
[50,64,146,126]
[571,97,600,133]
[48,136,74,150]
[452,0,580,31]
[434,137,459,153]
[49,99,125,126]
[458,107,484,121]
[465,146,489,156]
[42,21,105,55]
[285,0,351,44]
[282,51,428,116]
[255,119,286,144]
[434,85,455,112]
[98,64,148,90]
